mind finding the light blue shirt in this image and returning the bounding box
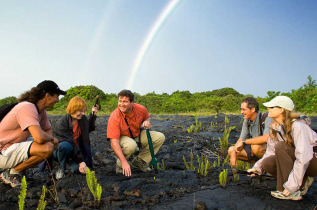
[240,112,272,140]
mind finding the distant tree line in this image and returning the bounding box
[0,76,316,115]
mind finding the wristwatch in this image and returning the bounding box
[242,138,246,145]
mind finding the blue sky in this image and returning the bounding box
[0,0,316,99]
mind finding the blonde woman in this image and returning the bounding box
[248,96,317,200]
[53,96,98,179]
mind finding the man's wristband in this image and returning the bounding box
[242,138,246,145]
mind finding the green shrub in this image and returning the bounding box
[0,96,17,106]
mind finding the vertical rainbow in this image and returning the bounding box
[126,0,181,89]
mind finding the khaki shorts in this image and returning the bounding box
[0,139,33,169]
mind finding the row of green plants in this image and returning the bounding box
[1,75,315,115]
[182,150,251,188]
[18,168,102,210]
[187,116,202,133]
[183,115,252,187]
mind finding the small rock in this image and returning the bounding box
[58,193,67,204]
[194,201,207,210]
[163,153,171,159]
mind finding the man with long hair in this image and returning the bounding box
[0,80,65,187]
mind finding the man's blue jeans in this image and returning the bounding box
[53,142,79,173]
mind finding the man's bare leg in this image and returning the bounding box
[13,141,55,173]
[251,144,267,159]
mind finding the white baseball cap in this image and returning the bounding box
[263,96,295,111]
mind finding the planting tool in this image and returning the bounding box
[234,169,274,178]
[146,129,158,173]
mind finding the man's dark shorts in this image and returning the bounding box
[244,144,259,161]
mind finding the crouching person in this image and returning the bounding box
[53,96,98,179]
[248,96,317,201]
[228,97,272,167]
[107,90,165,177]
[0,80,64,187]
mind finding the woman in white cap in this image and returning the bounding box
[248,96,317,200]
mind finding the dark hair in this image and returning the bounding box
[17,87,48,104]
[241,97,259,112]
[118,90,134,102]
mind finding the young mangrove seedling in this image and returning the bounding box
[37,185,48,210]
[18,176,27,210]
[187,116,202,133]
[197,154,211,176]
[183,151,196,171]
[217,153,221,167]
[213,160,217,168]
[219,169,228,188]
[86,168,102,207]
[222,154,230,167]
[218,117,235,156]
[233,173,240,183]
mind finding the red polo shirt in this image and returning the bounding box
[107,103,150,140]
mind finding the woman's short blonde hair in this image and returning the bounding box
[66,96,87,115]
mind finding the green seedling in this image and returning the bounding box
[236,160,252,171]
[219,169,228,187]
[187,116,202,133]
[210,122,218,128]
[222,154,230,167]
[213,161,217,168]
[86,168,102,207]
[173,139,178,143]
[187,124,195,133]
[183,151,196,170]
[37,185,47,210]
[197,154,211,176]
[157,159,165,171]
[218,117,235,156]
[18,176,27,210]
[233,173,240,183]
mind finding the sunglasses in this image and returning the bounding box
[268,106,281,109]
